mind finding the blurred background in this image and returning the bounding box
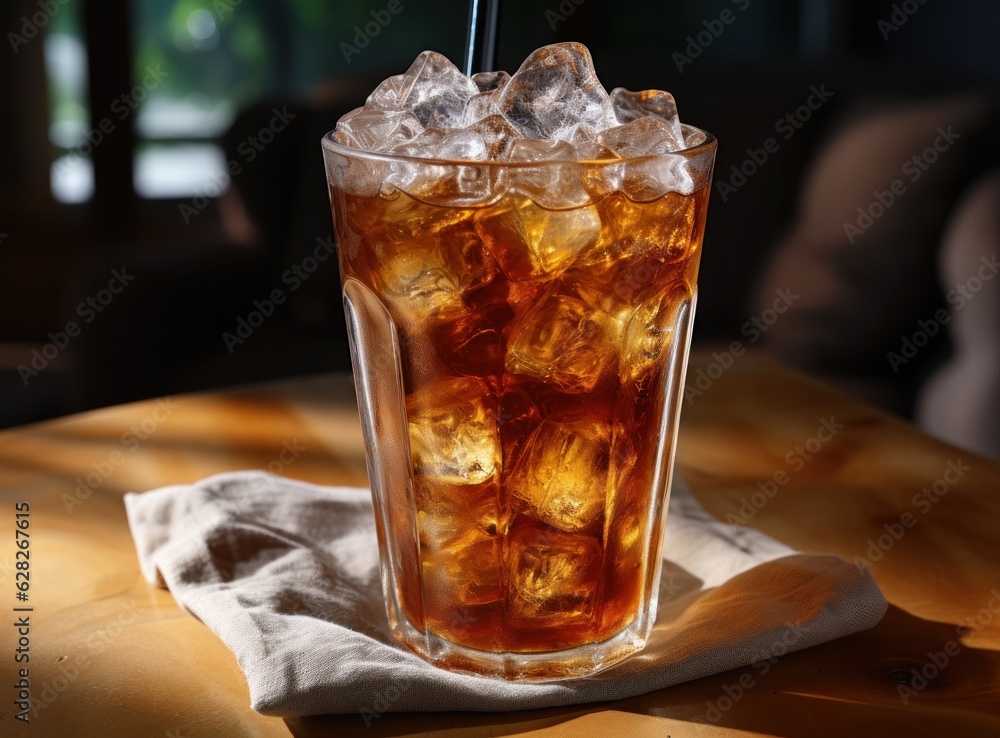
[1,0,998,457]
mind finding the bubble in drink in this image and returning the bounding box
[324,42,716,678]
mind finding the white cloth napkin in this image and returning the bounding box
[124,471,886,717]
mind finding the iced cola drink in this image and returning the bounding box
[323,43,715,679]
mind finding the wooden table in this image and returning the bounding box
[1,357,998,737]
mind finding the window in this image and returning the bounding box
[46,2,91,203]
[131,0,268,198]
[129,0,460,200]
[45,0,464,206]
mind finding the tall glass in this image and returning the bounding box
[322,130,716,679]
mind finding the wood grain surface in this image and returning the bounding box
[0,357,997,737]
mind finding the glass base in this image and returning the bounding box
[390,613,652,681]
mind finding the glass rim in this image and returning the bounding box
[321,123,717,168]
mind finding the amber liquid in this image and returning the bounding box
[332,183,708,654]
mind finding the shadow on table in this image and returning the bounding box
[283,604,1000,737]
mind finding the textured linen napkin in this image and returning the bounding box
[124,471,886,717]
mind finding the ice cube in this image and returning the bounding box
[441,129,488,161]
[406,376,500,485]
[365,226,463,320]
[415,477,500,548]
[599,117,682,158]
[364,218,495,323]
[393,128,486,161]
[398,50,478,129]
[469,114,521,159]
[506,278,548,314]
[600,191,697,267]
[596,117,694,198]
[498,378,542,473]
[619,282,692,382]
[621,155,695,200]
[464,272,513,317]
[383,128,450,194]
[389,128,497,202]
[328,149,387,198]
[423,534,502,606]
[509,414,610,533]
[499,43,617,140]
[462,72,510,127]
[431,309,503,378]
[507,518,602,626]
[367,73,406,110]
[684,126,708,147]
[475,196,600,280]
[566,192,695,316]
[569,139,623,201]
[573,137,619,161]
[610,88,684,147]
[564,271,636,350]
[507,137,576,162]
[597,461,646,630]
[506,138,591,208]
[334,108,423,152]
[505,292,615,393]
[390,127,451,157]
[463,92,498,126]
[365,229,462,316]
[565,122,601,147]
[368,190,469,240]
[416,479,503,608]
[415,478,503,609]
[471,70,510,93]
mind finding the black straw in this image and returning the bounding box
[463,0,501,76]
